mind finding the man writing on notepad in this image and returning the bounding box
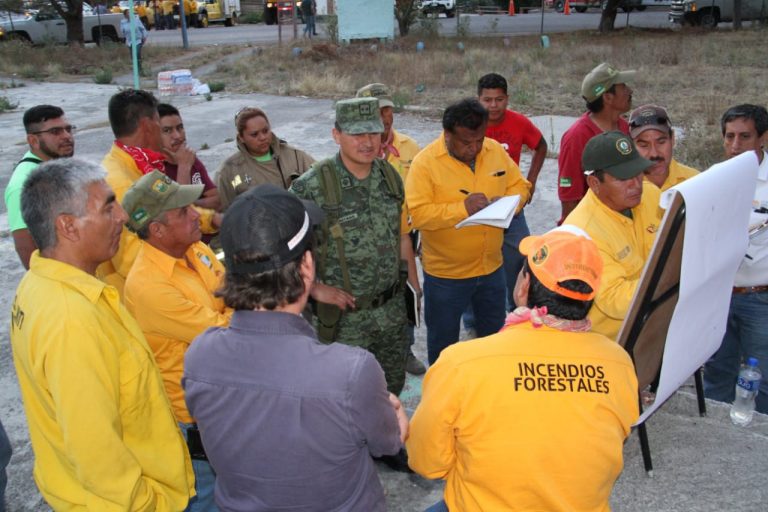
[406,98,531,364]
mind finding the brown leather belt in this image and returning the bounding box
[733,285,768,294]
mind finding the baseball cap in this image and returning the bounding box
[519,226,603,301]
[629,104,672,138]
[219,184,325,275]
[335,97,384,135]
[355,83,395,109]
[582,131,653,179]
[122,170,203,232]
[581,62,636,103]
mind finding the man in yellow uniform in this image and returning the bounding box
[162,0,175,29]
[406,98,531,364]
[407,227,639,512]
[10,158,194,511]
[564,131,662,340]
[123,170,232,512]
[356,82,425,375]
[100,89,218,296]
[629,104,699,192]
[183,0,197,27]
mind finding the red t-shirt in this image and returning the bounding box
[557,112,629,203]
[485,110,543,165]
[163,157,217,191]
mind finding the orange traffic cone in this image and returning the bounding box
[508,0,516,15]
[563,0,571,15]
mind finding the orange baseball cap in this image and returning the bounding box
[518,226,603,301]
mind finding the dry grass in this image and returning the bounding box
[2,26,766,168]
[205,26,768,169]
[0,41,224,82]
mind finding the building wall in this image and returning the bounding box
[337,0,393,41]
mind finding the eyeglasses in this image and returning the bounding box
[629,116,669,129]
[31,125,77,136]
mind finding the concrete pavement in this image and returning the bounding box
[1,81,766,511]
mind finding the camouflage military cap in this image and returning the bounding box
[355,83,395,109]
[123,170,203,232]
[335,98,384,135]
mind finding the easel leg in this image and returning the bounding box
[694,367,707,417]
[637,395,653,476]
[637,421,653,476]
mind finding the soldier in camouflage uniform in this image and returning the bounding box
[290,98,415,396]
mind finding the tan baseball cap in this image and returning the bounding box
[581,62,636,103]
[355,83,395,109]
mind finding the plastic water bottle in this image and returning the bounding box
[730,357,762,426]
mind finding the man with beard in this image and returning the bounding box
[629,104,699,192]
[5,105,75,269]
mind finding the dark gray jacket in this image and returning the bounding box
[183,310,401,512]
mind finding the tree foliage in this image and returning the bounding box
[395,0,420,36]
[48,0,85,44]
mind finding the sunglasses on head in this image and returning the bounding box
[630,116,669,129]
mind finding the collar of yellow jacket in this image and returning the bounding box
[29,251,110,305]
[139,241,204,278]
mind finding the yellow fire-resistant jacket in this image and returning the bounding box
[564,181,662,340]
[406,133,531,279]
[125,241,232,423]
[10,252,195,511]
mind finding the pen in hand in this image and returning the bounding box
[459,189,470,195]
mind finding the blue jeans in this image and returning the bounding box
[502,210,530,306]
[303,14,315,36]
[704,291,768,414]
[463,211,530,328]
[0,418,10,512]
[179,422,219,512]
[426,500,449,512]
[424,266,506,364]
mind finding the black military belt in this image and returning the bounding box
[356,281,401,310]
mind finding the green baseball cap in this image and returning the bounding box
[335,98,384,135]
[581,62,636,103]
[582,131,653,180]
[122,170,203,232]
[355,83,395,109]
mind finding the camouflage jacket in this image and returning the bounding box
[290,154,404,300]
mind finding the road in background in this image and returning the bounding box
[146,8,672,47]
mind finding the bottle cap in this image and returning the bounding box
[748,357,759,367]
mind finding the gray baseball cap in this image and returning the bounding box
[335,98,384,135]
[582,131,653,180]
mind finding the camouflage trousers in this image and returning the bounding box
[325,294,408,396]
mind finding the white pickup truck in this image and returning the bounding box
[0,8,123,44]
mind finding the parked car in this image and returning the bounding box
[554,0,647,12]
[669,0,766,27]
[264,0,303,25]
[419,0,456,17]
[0,6,123,44]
